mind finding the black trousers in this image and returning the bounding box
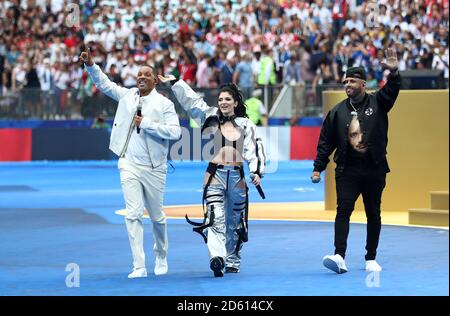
[334,164,386,260]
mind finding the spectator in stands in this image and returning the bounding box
[331,0,348,38]
[23,54,41,118]
[196,53,213,88]
[312,61,334,90]
[121,56,139,88]
[91,114,111,129]
[251,45,262,82]
[281,49,298,82]
[345,12,364,34]
[257,44,277,108]
[220,55,236,85]
[0,0,448,121]
[365,69,379,90]
[245,88,267,126]
[53,61,70,119]
[432,43,449,87]
[233,52,254,100]
[332,42,352,83]
[311,48,401,274]
[2,59,12,95]
[300,45,315,84]
[283,51,305,120]
[0,52,4,96]
[5,43,20,67]
[80,47,181,279]
[37,58,53,119]
[257,45,277,86]
[107,64,123,85]
[178,46,197,85]
[11,56,26,93]
[100,24,116,53]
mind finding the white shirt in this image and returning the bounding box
[84,33,100,45]
[54,70,70,90]
[37,65,52,91]
[344,19,365,33]
[121,64,139,87]
[125,93,152,166]
[314,6,332,33]
[100,30,117,52]
[432,51,449,79]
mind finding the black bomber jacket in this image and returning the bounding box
[313,71,401,175]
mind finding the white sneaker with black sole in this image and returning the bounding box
[323,254,348,274]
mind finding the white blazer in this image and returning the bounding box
[86,64,181,167]
[172,79,266,176]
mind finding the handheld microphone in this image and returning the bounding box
[250,173,266,199]
[311,175,321,183]
[136,99,142,134]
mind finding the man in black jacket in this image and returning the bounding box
[311,48,401,274]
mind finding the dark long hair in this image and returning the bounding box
[217,83,248,118]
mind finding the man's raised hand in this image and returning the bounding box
[381,48,399,72]
[79,48,94,66]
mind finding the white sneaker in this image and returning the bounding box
[323,254,348,274]
[128,268,147,279]
[365,260,382,272]
[154,256,168,275]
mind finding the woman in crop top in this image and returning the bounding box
[159,74,266,277]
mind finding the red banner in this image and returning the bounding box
[0,129,32,161]
[290,127,321,160]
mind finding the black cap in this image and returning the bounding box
[345,66,366,81]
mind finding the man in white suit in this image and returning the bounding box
[80,48,181,278]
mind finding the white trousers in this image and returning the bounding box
[118,157,168,270]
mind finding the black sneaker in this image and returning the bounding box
[225,267,239,273]
[210,257,224,277]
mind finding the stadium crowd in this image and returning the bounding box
[0,0,448,119]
